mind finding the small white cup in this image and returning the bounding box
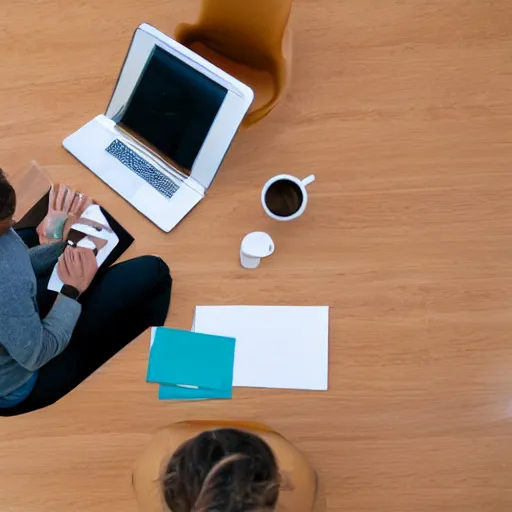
[240,232,275,269]
[261,174,316,221]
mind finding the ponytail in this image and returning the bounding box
[192,454,245,511]
[192,453,279,512]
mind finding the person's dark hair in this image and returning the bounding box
[163,428,280,512]
[0,168,16,221]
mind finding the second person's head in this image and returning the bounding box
[163,428,280,512]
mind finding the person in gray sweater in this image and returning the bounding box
[0,169,172,415]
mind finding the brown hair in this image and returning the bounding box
[0,168,16,221]
[163,428,280,512]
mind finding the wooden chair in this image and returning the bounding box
[8,161,51,229]
[175,0,293,127]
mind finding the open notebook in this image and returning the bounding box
[47,204,131,292]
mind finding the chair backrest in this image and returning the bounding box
[178,0,293,67]
[9,161,51,229]
[175,0,293,125]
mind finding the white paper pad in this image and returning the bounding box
[48,204,119,292]
[193,306,329,390]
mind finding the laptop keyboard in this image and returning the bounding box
[105,139,180,199]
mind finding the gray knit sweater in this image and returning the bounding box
[0,230,82,397]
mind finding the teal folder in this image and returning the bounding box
[147,327,236,400]
[158,385,232,401]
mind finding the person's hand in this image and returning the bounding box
[57,246,98,294]
[37,185,93,244]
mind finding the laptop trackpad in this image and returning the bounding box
[103,164,142,199]
[131,184,171,218]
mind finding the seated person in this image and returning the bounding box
[133,420,317,512]
[0,169,172,415]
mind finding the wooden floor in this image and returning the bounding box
[2,1,512,511]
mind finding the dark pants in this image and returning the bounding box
[2,232,171,416]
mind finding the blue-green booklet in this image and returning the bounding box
[147,327,236,400]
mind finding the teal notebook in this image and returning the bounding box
[147,327,236,400]
[158,385,232,401]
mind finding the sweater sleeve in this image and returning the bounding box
[0,278,82,372]
[28,242,66,277]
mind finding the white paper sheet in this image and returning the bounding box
[193,306,329,391]
[47,204,119,292]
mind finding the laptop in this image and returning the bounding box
[63,23,254,232]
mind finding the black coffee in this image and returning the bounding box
[264,179,304,217]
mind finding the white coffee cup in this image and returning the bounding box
[261,174,316,221]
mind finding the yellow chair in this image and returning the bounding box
[175,0,293,127]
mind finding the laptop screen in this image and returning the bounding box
[119,45,228,175]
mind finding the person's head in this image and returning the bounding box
[0,168,16,235]
[163,428,280,512]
